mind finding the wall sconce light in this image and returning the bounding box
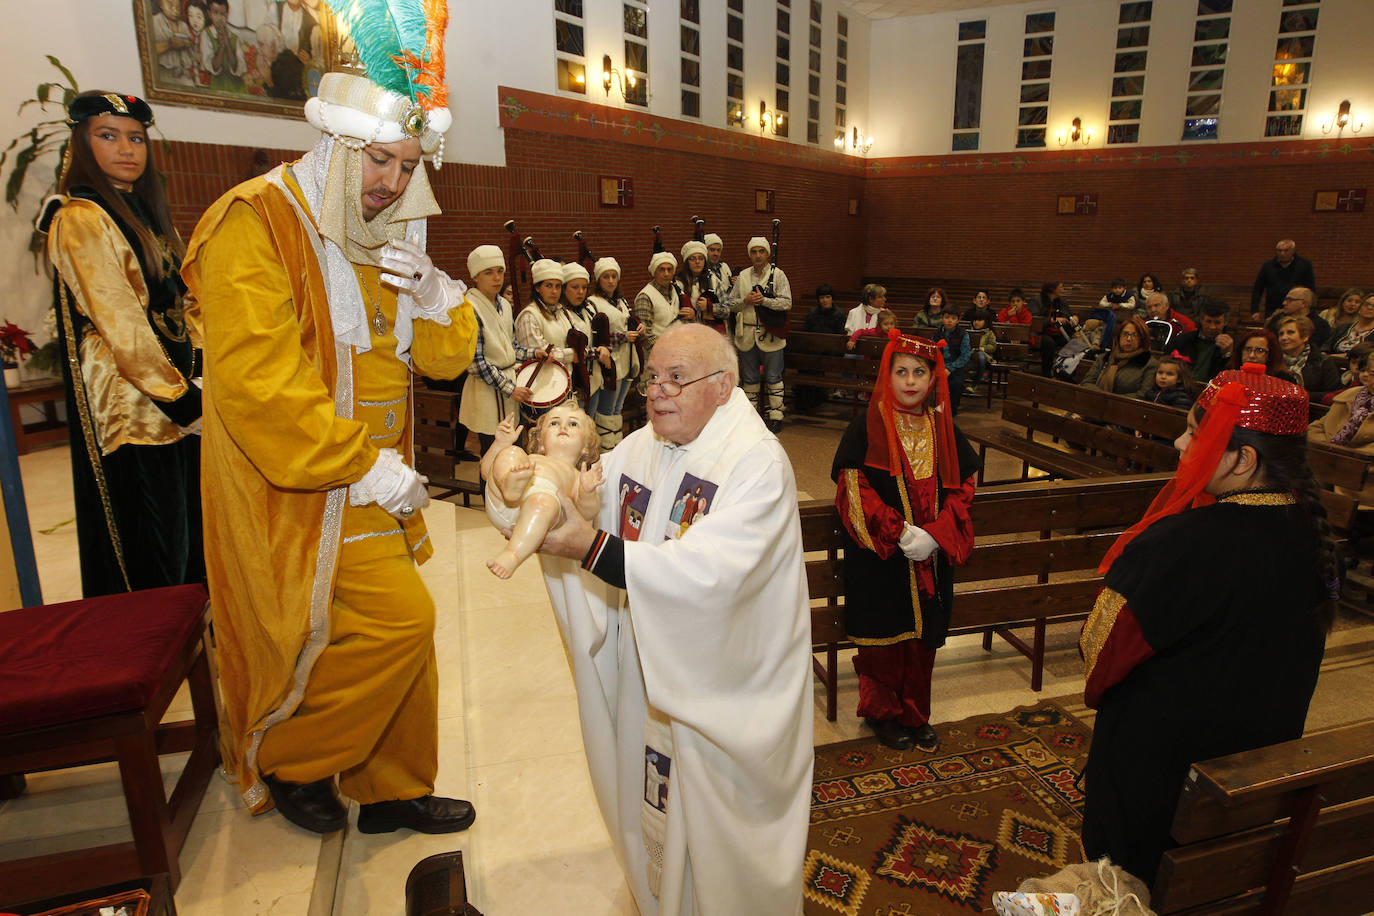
[1057,117,1091,147]
[1322,99,1364,136]
[849,125,874,154]
[601,53,637,98]
[759,100,784,135]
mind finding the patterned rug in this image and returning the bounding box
[805,701,1091,916]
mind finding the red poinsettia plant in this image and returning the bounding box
[0,319,36,365]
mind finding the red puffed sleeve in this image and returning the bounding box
[835,467,906,559]
[1079,587,1155,708]
[923,473,977,566]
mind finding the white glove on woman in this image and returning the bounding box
[379,238,462,323]
[898,524,939,562]
[349,448,430,520]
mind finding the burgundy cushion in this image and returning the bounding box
[0,584,208,733]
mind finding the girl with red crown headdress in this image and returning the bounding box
[1079,364,1334,886]
[829,331,981,752]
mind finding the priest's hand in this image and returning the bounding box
[534,493,596,560]
[898,524,939,562]
[380,239,455,320]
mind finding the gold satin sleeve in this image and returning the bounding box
[410,290,477,380]
[192,199,377,491]
[47,199,192,452]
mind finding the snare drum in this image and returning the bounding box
[513,358,573,408]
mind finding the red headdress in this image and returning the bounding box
[1098,363,1308,572]
[864,330,963,489]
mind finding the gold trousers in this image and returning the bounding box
[256,536,438,804]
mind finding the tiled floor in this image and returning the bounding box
[4,404,1373,913]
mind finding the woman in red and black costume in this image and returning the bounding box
[830,331,981,752]
[1079,363,1334,887]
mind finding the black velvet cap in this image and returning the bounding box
[66,93,154,128]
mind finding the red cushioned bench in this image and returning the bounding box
[0,584,218,907]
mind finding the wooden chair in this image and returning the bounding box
[0,584,218,907]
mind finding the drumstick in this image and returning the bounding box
[526,352,550,390]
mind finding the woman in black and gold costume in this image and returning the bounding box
[41,91,204,596]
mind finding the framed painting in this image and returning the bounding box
[132,0,346,119]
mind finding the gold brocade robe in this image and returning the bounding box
[181,166,476,807]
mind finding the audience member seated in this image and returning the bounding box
[1309,349,1374,470]
[1266,286,1330,350]
[1277,315,1342,402]
[1172,267,1213,320]
[967,308,997,391]
[996,287,1033,329]
[1081,316,1158,398]
[848,309,896,350]
[1169,300,1234,384]
[1143,291,1197,348]
[934,306,972,414]
[1252,237,1317,319]
[804,283,847,334]
[962,289,992,322]
[1139,355,1195,410]
[1324,289,1374,354]
[1134,272,1162,316]
[1036,280,1079,376]
[913,287,948,329]
[1228,328,1296,382]
[846,283,886,336]
[1319,286,1364,331]
[1098,276,1136,313]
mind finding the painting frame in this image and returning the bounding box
[132,0,346,120]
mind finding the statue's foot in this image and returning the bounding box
[486,550,519,579]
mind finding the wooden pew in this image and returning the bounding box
[803,473,1168,720]
[1152,718,1374,915]
[967,371,1186,484]
[783,331,880,409]
[413,385,482,506]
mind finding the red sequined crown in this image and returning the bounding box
[886,329,943,362]
[1197,363,1308,436]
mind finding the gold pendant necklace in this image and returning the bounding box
[355,267,388,336]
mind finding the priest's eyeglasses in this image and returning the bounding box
[636,369,725,397]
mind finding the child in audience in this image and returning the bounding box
[934,306,971,414]
[804,283,847,334]
[830,333,980,753]
[967,309,997,391]
[847,309,896,350]
[1099,277,1136,312]
[1139,355,1195,410]
[997,288,1033,327]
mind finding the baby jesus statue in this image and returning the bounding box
[482,404,603,578]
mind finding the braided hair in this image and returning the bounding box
[1228,425,1338,632]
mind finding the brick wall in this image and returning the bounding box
[157,130,869,305]
[862,160,1373,300]
[155,131,1369,313]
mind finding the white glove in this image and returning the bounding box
[379,238,459,323]
[898,524,939,562]
[349,447,430,520]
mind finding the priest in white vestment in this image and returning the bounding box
[532,323,813,916]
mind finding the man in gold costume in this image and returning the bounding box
[182,3,478,835]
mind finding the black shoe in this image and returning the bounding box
[357,794,477,835]
[262,773,347,834]
[864,717,914,751]
[455,449,480,462]
[907,723,939,753]
[766,419,783,434]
